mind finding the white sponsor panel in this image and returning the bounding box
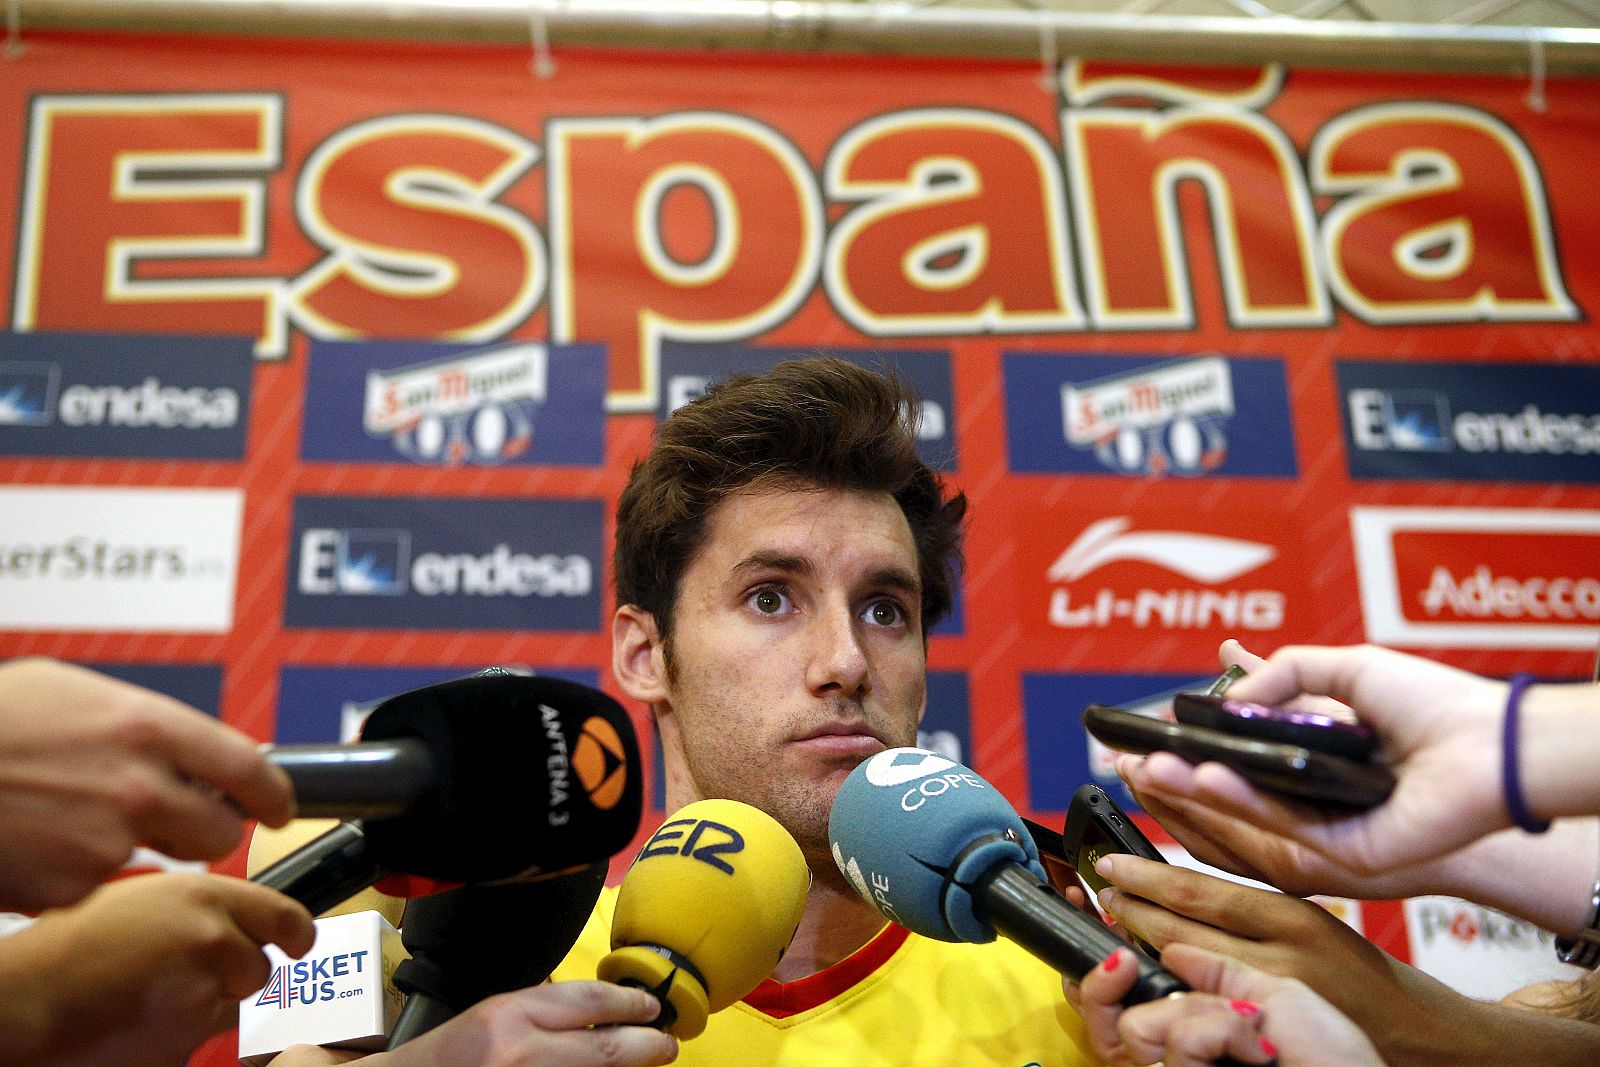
[0,486,242,631]
[1350,507,1600,649]
[1404,896,1585,1001]
[238,910,406,1066]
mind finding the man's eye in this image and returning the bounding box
[751,589,787,614]
[865,600,904,626]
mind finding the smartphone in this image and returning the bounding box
[1172,692,1379,760]
[1061,784,1166,898]
[1061,784,1166,955]
[1082,704,1396,809]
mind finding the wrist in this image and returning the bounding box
[0,934,64,1060]
[1520,683,1597,824]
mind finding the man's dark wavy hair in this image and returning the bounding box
[614,357,966,640]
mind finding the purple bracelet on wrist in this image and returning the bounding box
[1501,673,1550,834]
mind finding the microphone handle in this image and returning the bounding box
[268,739,436,820]
[387,991,458,1049]
[251,821,386,915]
[976,865,1271,1067]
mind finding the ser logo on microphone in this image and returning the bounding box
[638,818,745,874]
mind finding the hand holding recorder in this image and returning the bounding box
[1125,642,1600,877]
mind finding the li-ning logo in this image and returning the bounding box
[364,343,547,466]
[1047,517,1284,631]
[1061,357,1232,476]
[0,362,60,426]
[254,951,372,1009]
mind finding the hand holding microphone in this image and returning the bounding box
[599,799,810,1038]
[828,748,1271,1067]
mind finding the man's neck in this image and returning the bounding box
[770,860,891,984]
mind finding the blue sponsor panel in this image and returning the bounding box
[300,340,605,467]
[656,342,958,471]
[85,663,224,718]
[1022,671,1214,813]
[275,665,600,744]
[648,670,971,812]
[0,331,252,459]
[1337,360,1600,483]
[283,496,604,631]
[1002,352,1298,478]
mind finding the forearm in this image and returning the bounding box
[1523,683,1600,823]
[1375,960,1600,1067]
[1428,819,1600,939]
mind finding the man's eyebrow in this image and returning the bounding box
[867,567,921,597]
[730,551,816,582]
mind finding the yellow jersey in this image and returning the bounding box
[551,886,1103,1066]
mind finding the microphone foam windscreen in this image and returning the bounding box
[394,861,607,1009]
[828,748,1044,944]
[360,673,642,882]
[247,819,406,925]
[600,799,808,1036]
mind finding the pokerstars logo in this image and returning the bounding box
[1351,507,1600,649]
[1412,902,1549,952]
[1046,517,1285,632]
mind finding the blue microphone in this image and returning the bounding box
[828,749,1250,1024]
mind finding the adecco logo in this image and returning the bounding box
[1351,507,1600,649]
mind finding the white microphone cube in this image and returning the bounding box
[238,910,407,1065]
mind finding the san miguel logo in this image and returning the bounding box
[1003,352,1297,478]
[1046,517,1286,632]
[6,61,1582,410]
[362,343,544,466]
[1352,507,1600,649]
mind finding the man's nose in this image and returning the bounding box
[806,607,869,698]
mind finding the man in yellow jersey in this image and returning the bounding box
[553,357,1101,1066]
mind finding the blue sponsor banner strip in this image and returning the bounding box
[1002,352,1298,478]
[275,665,600,744]
[1338,360,1600,484]
[301,340,605,467]
[283,495,604,631]
[1022,671,1209,813]
[86,663,224,718]
[0,331,252,459]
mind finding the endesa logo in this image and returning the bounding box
[657,341,958,472]
[0,332,251,459]
[1352,507,1600,649]
[1339,361,1600,484]
[254,951,373,1010]
[284,496,604,631]
[1003,352,1297,478]
[301,340,605,468]
[1044,516,1286,633]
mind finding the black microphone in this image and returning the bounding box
[386,861,609,1048]
[267,740,433,820]
[253,672,641,913]
[830,749,1269,1067]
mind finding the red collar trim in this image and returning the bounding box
[741,923,910,1019]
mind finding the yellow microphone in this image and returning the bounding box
[246,819,405,925]
[598,799,808,1039]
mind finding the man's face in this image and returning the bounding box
[656,485,927,850]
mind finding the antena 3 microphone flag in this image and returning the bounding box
[599,799,809,1039]
[254,672,642,911]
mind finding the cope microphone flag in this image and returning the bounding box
[829,748,1273,1067]
[598,799,810,1039]
[253,671,642,914]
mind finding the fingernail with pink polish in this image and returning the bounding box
[1228,999,1260,1017]
[1260,1037,1278,1058]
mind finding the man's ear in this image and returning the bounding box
[612,604,669,704]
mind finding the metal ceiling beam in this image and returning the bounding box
[11,0,1600,74]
